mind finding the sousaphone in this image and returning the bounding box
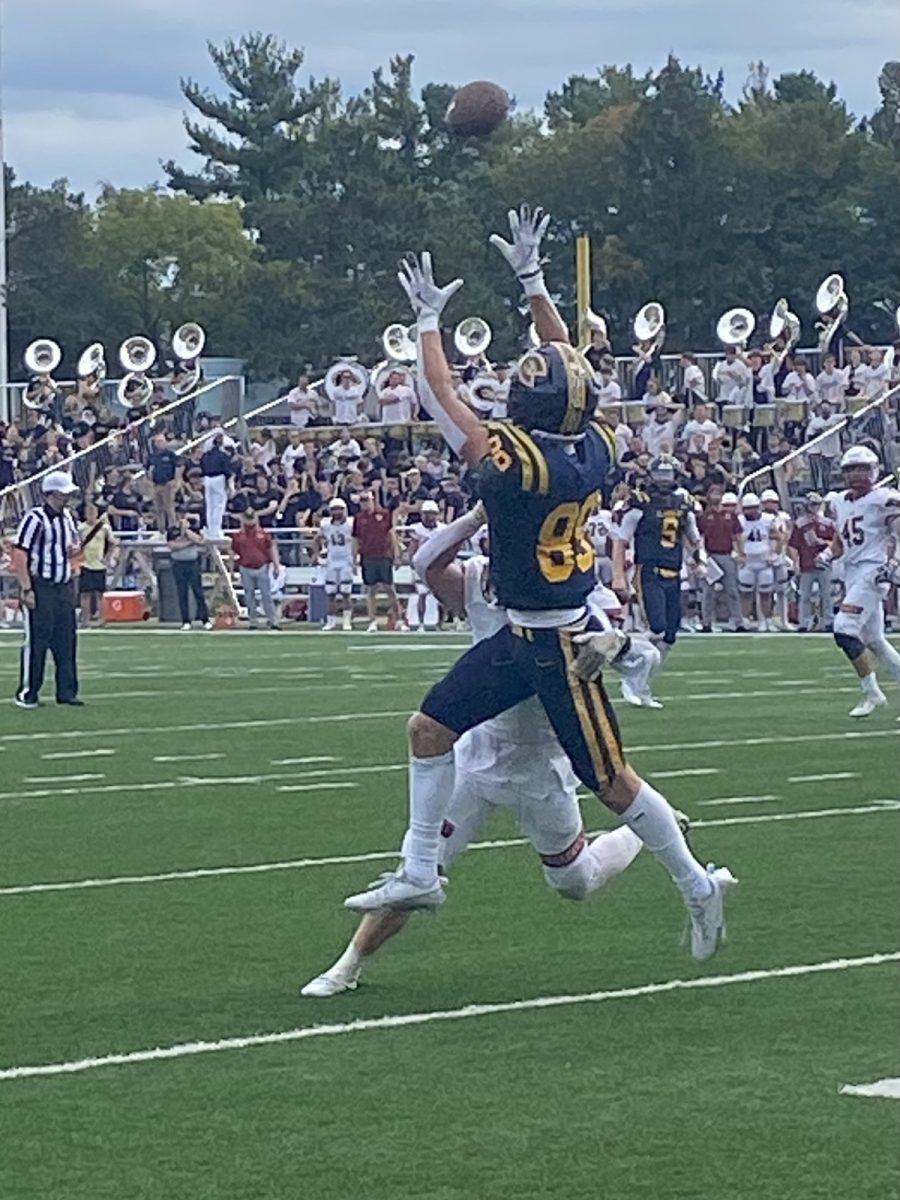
[77,342,107,385]
[171,322,206,396]
[324,357,370,404]
[633,301,666,356]
[453,316,492,360]
[117,335,157,408]
[22,339,63,410]
[716,307,756,348]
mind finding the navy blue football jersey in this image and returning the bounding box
[623,486,694,572]
[476,420,616,611]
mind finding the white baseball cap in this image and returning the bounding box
[421,500,440,513]
[741,493,761,508]
[41,471,78,495]
[721,492,738,505]
[760,488,779,502]
[329,497,347,509]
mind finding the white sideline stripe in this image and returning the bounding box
[40,749,116,761]
[270,756,339,766]
[698,795,778,807]
[152,754,225,764]
[840,1078,900,1100]
[276,783,358,793]
[1,953,897,1082]
[2,801,897,897]
[788,772,860,783]
[22,773,105,784]
[648,768,720,780]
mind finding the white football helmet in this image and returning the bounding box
[840,444,879,470]
[760,488,780,503]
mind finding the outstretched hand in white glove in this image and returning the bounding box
[489,204,551,295]
[398,252,463,332]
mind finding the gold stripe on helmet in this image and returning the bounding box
[553,342,592,436]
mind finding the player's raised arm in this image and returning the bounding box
[490,204,569,345]
[411,502,486,614]
[398,252,490,466]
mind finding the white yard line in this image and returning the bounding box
[276,783,359,793]
[648,768,720,780]
[840,1078,900,1100]
[2,800,897,898]
[152,754,226,764]
[788,773,860,784]
[22,774,105,785]
[1,952,897,1082]
[270,756,340,766]
[40,749,116,761]
[697,795,778,807]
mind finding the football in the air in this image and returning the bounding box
[445,81,510,137]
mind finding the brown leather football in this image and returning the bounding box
[445,81,509,137]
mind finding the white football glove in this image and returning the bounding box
[397,252,463,333]
[570,629,628,683]
[874,559,900,587]
[489,204,551,296]
[815,548,834,570]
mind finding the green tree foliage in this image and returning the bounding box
[8,44,900,380]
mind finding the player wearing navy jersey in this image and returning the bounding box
[344,206,735,961]
[611,456,704,705]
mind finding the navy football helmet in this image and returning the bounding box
[648,454,678,491]
[508,341,598,438]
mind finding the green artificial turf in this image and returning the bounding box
[0,630,897,1200]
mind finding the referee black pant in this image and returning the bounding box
[17,579,78,704]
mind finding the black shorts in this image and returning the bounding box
[635,564,681,644]
[420,618,624,793]
[361,559,393,587]
[79,568,107,596]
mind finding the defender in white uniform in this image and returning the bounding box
[301,505,651,998]
[819,445,900,718]
[318,497,355,631]
[736,493,779,629]
[760,488,793,630]
[406,499,445,630]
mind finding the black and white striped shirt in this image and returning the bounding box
[16,506,80,584]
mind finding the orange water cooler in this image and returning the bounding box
[101,591,148,622]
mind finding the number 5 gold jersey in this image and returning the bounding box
[475,420,616,612]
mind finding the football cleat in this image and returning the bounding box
[344,869,446,913]
[366,620,379,633]
[849,690,887,718]
[300,972,359,998]
[640,694,664,709]
[620,679,644,708]
[685,864,737,962]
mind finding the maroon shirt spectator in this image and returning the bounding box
[697,506,741,554]
[353,503,394,560]
[230,522,273,569]
[789,512,836,572]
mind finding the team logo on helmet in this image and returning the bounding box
[508,341,598,438]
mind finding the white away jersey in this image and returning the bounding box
[320,517,354,561]
[739,513,777,559]
[832,487,900,571]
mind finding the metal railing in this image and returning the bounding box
[738,383,900,507]
[0,376,242,528]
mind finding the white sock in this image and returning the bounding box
[326,942,362,982]
[623,781,711,901]
[404,751,455,886]
[861,671,881,696]
[583,827,643,890]
[872,638,900,682]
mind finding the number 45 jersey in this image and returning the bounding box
[831,486,900,573]
[476,420,616,612]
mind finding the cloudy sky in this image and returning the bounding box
[5,0,892,197]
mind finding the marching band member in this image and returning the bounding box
[378,369,417,424]
[284,374,319,429]
[782,356,819,404]
[679,353,707,405]
[816,353,846,409]
[713,344,751,407]
[860,347,889,400]
[332,368,367,425]
[594,359,622,410]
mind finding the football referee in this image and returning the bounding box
[12,471,84,709]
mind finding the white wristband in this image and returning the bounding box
[417,311,440,334]
[521,271,549,299]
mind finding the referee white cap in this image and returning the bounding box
[41,471,78,494]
